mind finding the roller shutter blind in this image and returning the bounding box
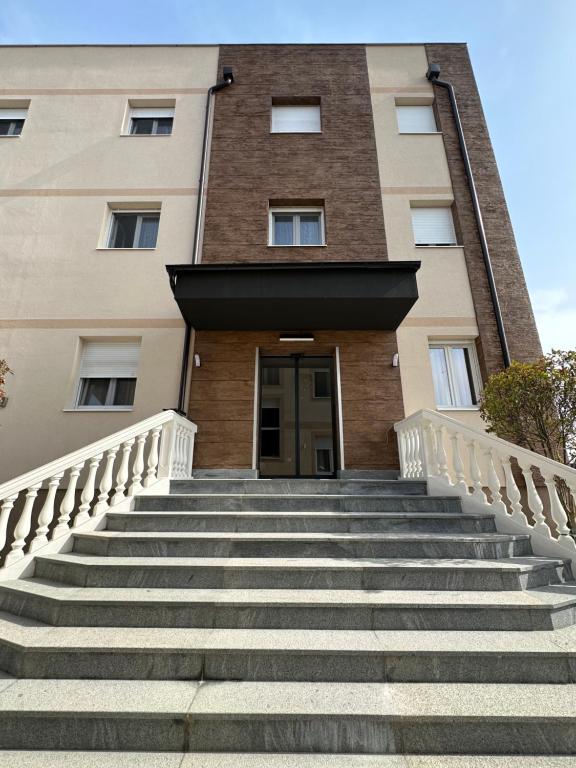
[130,107,174,118]
[396,105,436,133]
[411,207,457,246]
[271,105,321,133]
[79,341,140,379]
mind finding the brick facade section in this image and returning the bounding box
[189,331,403,471]
[425,44,542,374]
[202,44,388,264]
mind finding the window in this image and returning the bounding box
[107,211,160,248]
[429,343,481,408]
[396,105,437,133]
[260,400,281,457]
[315,437,334,475]
[0,108,27,136]
[76,341,140,410]
[313,370,331,398]
[411,206,457,246]
[269,208,325,246]
[128,107,174,135]
[262,367,280,386]
[271,105,321,133]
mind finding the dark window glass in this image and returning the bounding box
[316,448,332,473]
[0,119,24,136]
[261,430,280,457]
[314,370,331,398]
[138,216,159,248]
[130,117,173,135]
[78,379,110,407]
[113,378,137,406]
[262,367,280,386]
[261,407,280,429]
[131,118,155,135]
[109,213,159,248]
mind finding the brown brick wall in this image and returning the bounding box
[188,331,403,470]
[202,44,388,264]
[425,44,542,374]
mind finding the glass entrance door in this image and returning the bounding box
[259,356,337,477]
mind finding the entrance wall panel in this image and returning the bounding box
[188,330,403,470]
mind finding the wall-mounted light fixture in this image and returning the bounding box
[392,353,399,367]
[279,333,315,342]
[194,354,201,367]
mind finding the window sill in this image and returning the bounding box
[267,244,327,248]
[437,406,480,412]
[398,131,443,135]
[96,247,157,251]
[0,135,21,139]
[119,134,172,137]
[63,407,134,413]
[270,131,322,135]
[415,245,462,249]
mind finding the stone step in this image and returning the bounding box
[1,580,574,630]
[135,494,461,514]
[2,613,575,683]
[35,553,571,591]
[71,530,532,560]
[169,479,428,496]
[2,754,574,768]
[0,678,574,753]
[106,510,496,534]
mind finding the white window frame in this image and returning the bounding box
[411,205,458,247]
[0,108,28,137]
[73,341,140,412]
[396,104,438,134]
[268,207,325,247]
[271,104,321,133]
[105,209,161,249]
[125,106,175,136]
[429,341,483,411]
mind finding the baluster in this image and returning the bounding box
[111,439,135,506]
[518,459,550,538]
[433,426,450,485]
[93,447,119,515]
[5,484,41,566]
[403,429,414,478]
[422,420,438,477]
[450,430,468,494]
[74,454,103,527]
[412,427,423,477]
[128,432,149,496]
[541,468,573,544]
[502,456,525,525]
[467,440,487,503]
[52,463,84,539]
[173,427,183,479]
[484,449,508,515]
[30,473,64,552]
[0,494,19,556]
[143,427,162,487]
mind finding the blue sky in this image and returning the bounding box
[1,0,574,352]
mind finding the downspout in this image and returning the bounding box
[426,63,511,369]
[175,66,235,415]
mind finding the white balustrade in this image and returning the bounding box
[395,409,576,574]
[0,411,197,569]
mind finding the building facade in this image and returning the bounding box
[0,43,541,482]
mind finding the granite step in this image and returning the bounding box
[135,494,461,513]
[0,678,574,753]
[71,530,533,560]
[1,613,575,683]
[169,479,428,496]
[1,580,575,630]
[2,753,575,767]
[34,553,572,591]
[105,510,496,534]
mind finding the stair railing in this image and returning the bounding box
[0,410,197,573]
[395,409,576,573]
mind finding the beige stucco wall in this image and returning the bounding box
[367,45,484,431]
[0,46,218,481]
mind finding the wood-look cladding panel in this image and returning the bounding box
[425,44,542,373]
[202,45,387,264]
[188,331,403,470]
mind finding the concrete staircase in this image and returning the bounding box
[0,476,575,764]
